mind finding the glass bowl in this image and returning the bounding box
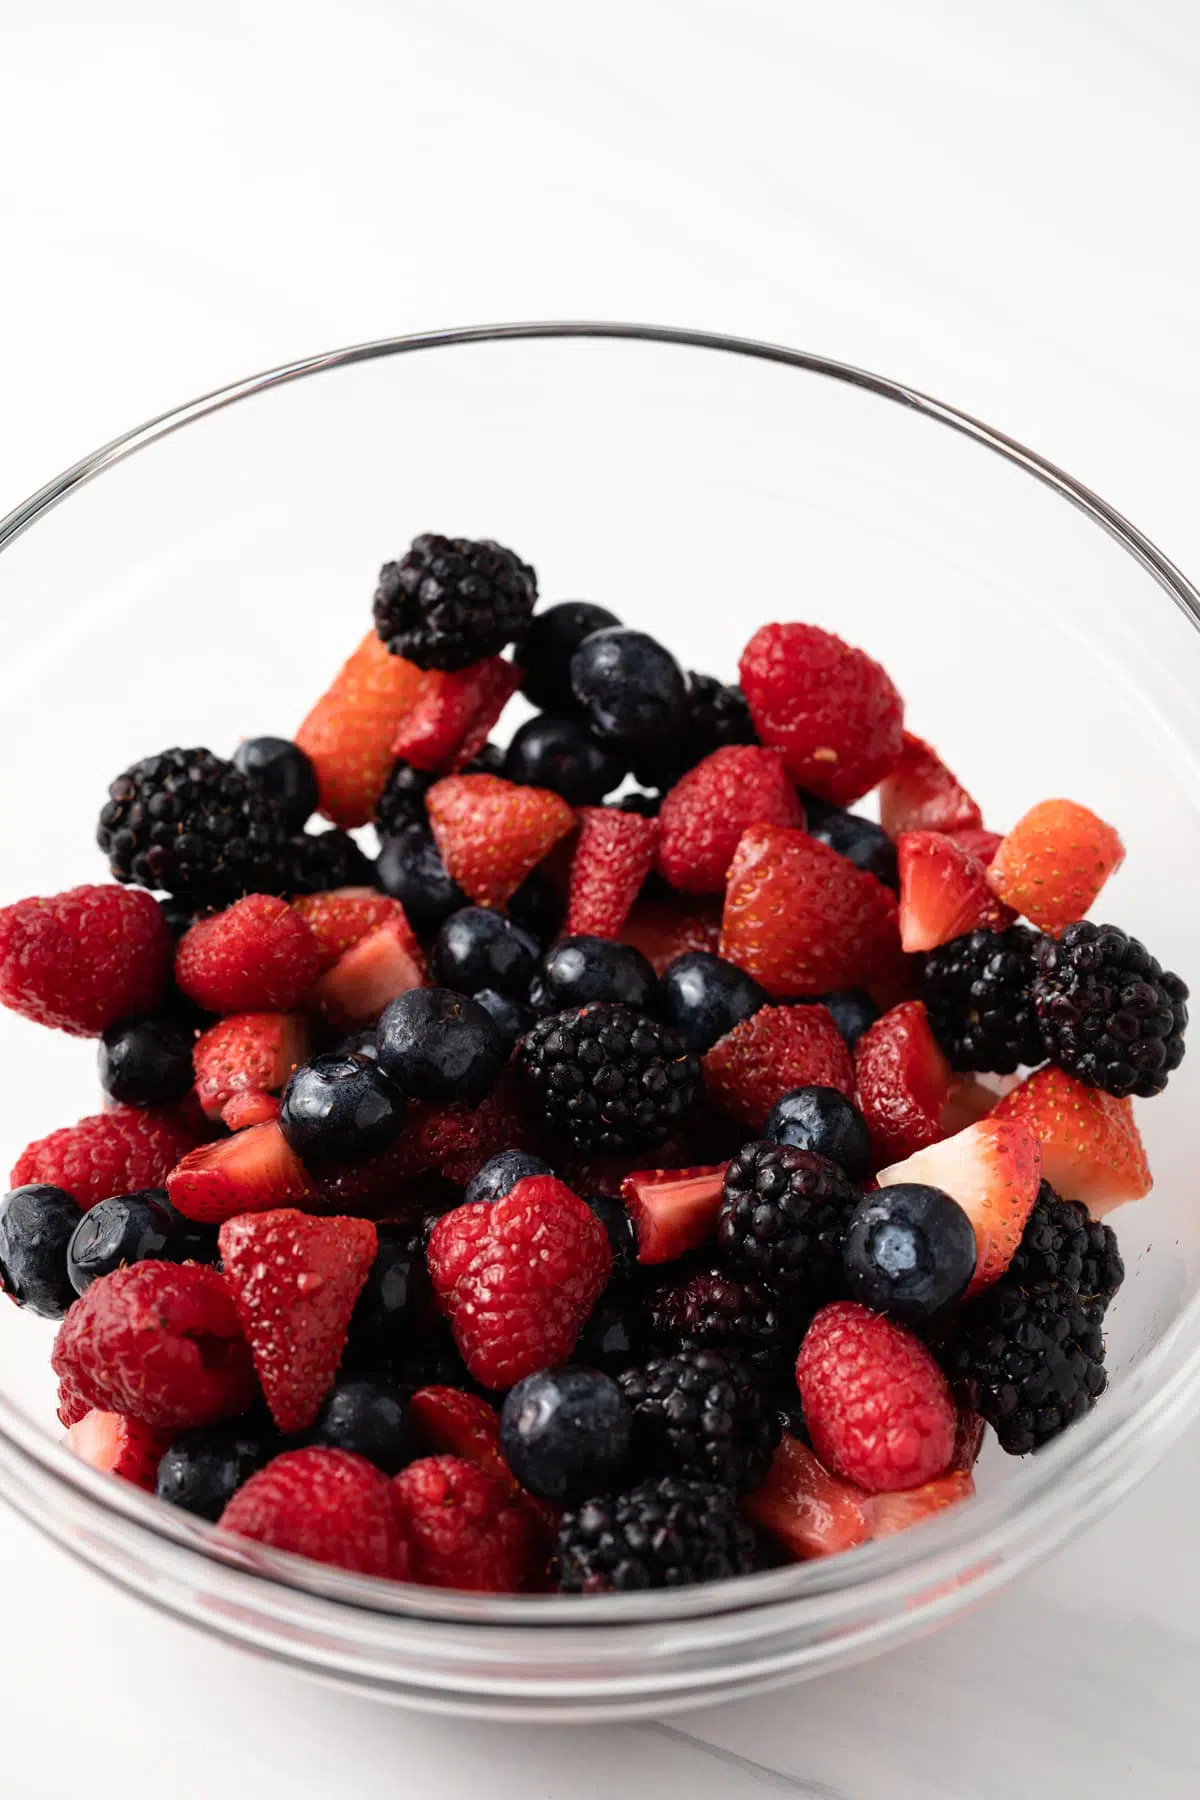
[2,323,1200,1722]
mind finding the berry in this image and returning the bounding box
[656,951,768,1053]
[569,627,689,747]
[842,1184,976,1323]
[554,1475,757,1592]
[853,1000,953,1164]
[520,600,622,711]
[564,808,659,939]
[503,714,625,805]
[533,936,657,1013]
[309,1376,418,1474]
[376,827,471,931]
[620,893,722,975]
[345,1233,434,1372]
[286,826,378,894]
[295,630,424,828]
[277,1052,404,1166]
[519,1003,700,1154]
[991,1065,1152,1215]
[739,622,904,805]
[175,895,318,1015]
[391,1454,534,1592]
[947,827,1003,866]
[376,987,507,1104]
[719,823,900,997]
[66,1188,177,1294]
[507,868,566,942]
[575,1290,646,1374]
[66,1410,172,1491]
[656,747,803,896]
[1031,921,1188,1099]
[12,1106,202,1211]
[500,1366,633,1505]
[921,926,1044,1073]
[98,746,289,902]
[232,736,319,832]
[51,1261,255,1430]
[156,1415,274,1519]
[0,884,172,1037]
[762,1086,871,1180]
[878,732,982,836]
[620,1163,727,1264]
[648,1265,794,1373]
[408,1386,508,1474]
[744,1434,871,1560]
[462,1150,553,1207]
[374,759,436,836]
[373,534,537,671]
[0,1183,81,1317]
[717,1141,859,1299]
[631,672,757,793]
[426,773,575,909]
[941,1286,1108,1454]
[426,1174,613,1387]
[193,1011,311,1120]
[703,1003,855,1128]
[310,917,428,1030]
[896,831,1016,953]
[797,795,899,890]
[581,1190,639,1277]
[1005,1183,1124,1308]
[796,1301,956,1492]
[473,986,536,1047]
[986,798,1125,931]
[292,889,419,974]
[817,987,879,1049]
[98,1013,196,1107]
[220,1446,406,1577]
[167,1120,318,1224]
[432,906,540,998]
[391,657,523,775]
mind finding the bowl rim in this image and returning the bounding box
[3,318,1200,1634]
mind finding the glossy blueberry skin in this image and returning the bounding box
[279,1053,406,1165]
[376,987,507,1104]
[309,1376,418,1475]
[656,952,768,1052]
[463,1150,552,1207]
[582,1192,638,1279]
[66,1188,177,1295]
[503,714,626,806]
[432,906,540,999]
[99,1013,196,1107]
[0,1184,80,1318]
[472,987,537,1049]
[762,1086,872,1181]
[531,935,657,1013]
[569,627,689,747]
[520,600,622,712]
[843,1184,977,1324]
[500,1365,634,1506]
[345,1233,434,1373]
[801,794,899,891]
[376,824,468,931]
[816,987,880,1049]
[233,735,320,831]
[156,1417,274,1521]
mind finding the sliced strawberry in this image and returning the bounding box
[295,630,424,828]
[391,657,522,774]
[309,917,428,1029]
[221,1092,281,1131]
[621,893,722,975]
[655,746,803,895]
[854,1000,953,1165]
[408,1387,558,1555]
[944,827,1002,867]
[896,832,1015,953]
[743,1434,870,1560]
[293,889,420,974]
[703,1004,854,1127]
[877,1117,1042,1295]
[862,1468,975,1538]
[167,1120,319,1223]
[65,1409,172,1491]
[991,1065,1151,1216]
[193,1012,311,1121]
[426,774,576,908]
[620,1163,728,1264]
[564,808,658,937]
[938,1072,1022,1136]
[986,798,1125,930]
[879,732,982,836]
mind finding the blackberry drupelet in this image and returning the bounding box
[618,1347,779,1491]
[941,1285,1108,1455]
[717,1140,860,1300]
[922,925,1044,1073]
[554,1474,759,1592]
[648,1266,796,1375]
[372,534,536,671]
[631,674,756,792]
[374,760,436,837]
[517,1002,700,1154]
[1031,921,1188,1098]
[97,747,287,902]
[1005,1182,1124,1310]
[286,827,377,894]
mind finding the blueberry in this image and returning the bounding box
[0,1184,81,1318]
[156,1416,273,1520]
[801,795,898,891]
[503,715,626,805]
[66,1188,177,1295]
[345,1233,434,1372]
[582,1192,638,1279]
[376,824,468,931]
[432,906,540,999]
[233,735,320,831]
[574,1292,645,1375]
[532,935,657,1012]
[817,988,879,1049]
[506,869,565,942]
[376,987,506,1103]
[463,1150,552,1207]
[500,1366,633,1505]
[99,1013,196,1107]
[569,628,689,747]
[279,1053,406,1165]
[762,1086,872,1181]
[843,1184,976,1324]
[520,600,622,711]
[309,1376,418,1475]
[656,952,768,1052]
[473,987,536,1048]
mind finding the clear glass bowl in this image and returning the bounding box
[2,324,1200,1721]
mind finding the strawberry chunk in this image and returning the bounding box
[945,827,1002,867]
[620,1163,728,1264]
[309,917,428,1029]
[863,1468,975,1538]
[877,1117,1042,1295]
[743,1434,871,1560]
[391,657,522,774]
[991,1064,1151,1215]
[0,884,171,1037]
[621,893,722,974]
[854,1000,953,1166]
[879,732,982,836]
[564,808,658,937]
[221,1092,281,1131]
[703,1004,854,1128]
[193,1012,311,1120]
[656,746,803,895]
[987,799,1125,930]
[176,896,319,1014]
[220,1446,406,1578]
[167,1120,319,1223]
[295,630,424,828]
[896,831,1015,953]
[293,889,420,973]
[65,1409,172,1491]
[426,774,576,908]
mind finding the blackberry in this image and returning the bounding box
[98,747,287,902]
[554,1474,759,1592]
[618,1347,779,1491]
[374,760,436,837]
[1005,1183,1124,1310]
[286,828,376,894]
[1031,921,1188,1098]
[517,1002,700,1154]
[941,1286,1108,1455]
[631,674,756,792]
[648,1266,796,1375]
[373,534,536,671]
[922,926,1044,1073]
[717,1140,860,1300]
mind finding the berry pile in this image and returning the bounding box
[0,533,1185,1597]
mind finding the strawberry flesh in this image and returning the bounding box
[877,1116,1042,1295]
[167,1121,319,1224]
[620,1163,727,1263]
[896,831,1015,953]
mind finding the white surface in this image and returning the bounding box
[2,1,1200,1793]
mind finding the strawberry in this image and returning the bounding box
[295,629,424,828]
[426,774,576,908]
[945,827,1002,867]
[739,622,904,805]
[293,888,420,973]
[702,1004,854,1127]
[621,893,722,975]
[219,1446,407,1577]
[879,732,982,836]
[877,1116,1042,1294]
[895,831,1015,953]
[167,1120,319,1223]
[743,1434,870,1559]
[0,884,171,1037]
[655,747,803,895]
[991,1064,1151,1215]
[391,1454,534,1592]
[564,808,658,936]
[719,823,900,996]
[409,1384,558,1552]
[986,799,1125,930]
[221,1092,281,1131]
[176,895,319,1014]
[218,1208,378,1432]
[309,917,428,1029]
[854,1001,952,1166]
[862,1468,975,1538]
[620,1163,728,1263]
[65,1409,173,1491]
[193,1012,311,1120]
[391,657,522,773]
[11,1105,203,1211]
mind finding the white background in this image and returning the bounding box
[3,3,1200,1795]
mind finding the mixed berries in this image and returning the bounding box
[0,531,1187,1597]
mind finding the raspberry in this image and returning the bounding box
[426,773,576,908]
[702,1003,855,1128]
[65,1410,172,1491]
[717,1140,859,1299]
[1031,921,1188,1099]
[11,1105,202,1211]
[655,747,804,896]
[0,885,173,1037]
[795,1301,957,1493]
[192,1012,311,1120]
[391,1454,534,1592]
[175,894,320,1014]
[564,808,659,938]
[373,535,537,672]
[292,889,420,974]
[51,1261,255,1431]
[295,630,425,829]
[554,1475,757,1592]
[220,1446,407,1577]
[619,1347,780,1491]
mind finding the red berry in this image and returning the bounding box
[308,918,428,1029]
[167,1120,318,1223]
[11,1105,202,1211]
[218,1208,378,1433]
[743,1433,870,1560]
[862,1468,974,1538]
[293,888,421,973]
[221,1092,281,1130]
[991,1065,1151,1216]
[51,1261,255,1431]
[796,1301,957,1494]
[193,1012,311,1120]
[854,1001,952,1165]
[944,826,1003,867]
[409,1384,559,1550]
[56,1370,92,1428]
[879,732,982,837]
[0,884,171,1036]
[620,893,722,975]
[986,798,1125,930]
[220,1446,407,1578]
[176,895,320,1014]
[702,1003,854,1128]
[65,1409,172,1492]
[895,831,1015,953]
[656,747,803,896]
[877,1116,1042,1295]
[426,773,576,909]
[391,1454,534,1592]
[739,622,904,805]
[564,808,658,936]
[391,657,523,774]
[620,1162,728,1264]
[295,630,424,829]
